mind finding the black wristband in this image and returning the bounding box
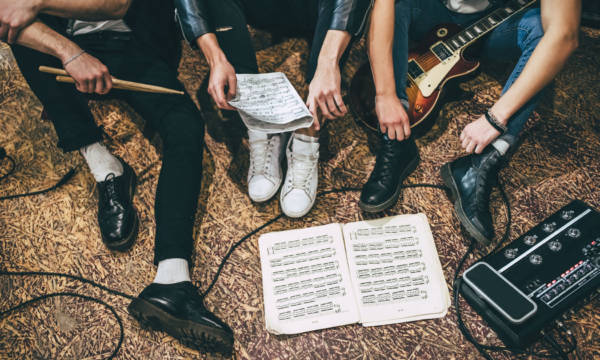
[484,110,507,134]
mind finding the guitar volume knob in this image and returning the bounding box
[524,235,538,246]
[567,228,581,238]
[542,222,556,233]
[530,254,543,265]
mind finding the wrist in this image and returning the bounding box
[57,42,83,64]
[489,104,511,125]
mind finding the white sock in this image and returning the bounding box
[80,142,123,182]
[491,138,511,156]
[292,133,319,154]
[153,258,191,284]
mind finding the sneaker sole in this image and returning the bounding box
[358,154,420,213]
[128,298,233,356]
[440,163,491,245]
[102,163,139,252]
[280,191,316,218]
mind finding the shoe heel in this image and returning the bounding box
[440,163,457,203]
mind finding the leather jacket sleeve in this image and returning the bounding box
[175,0,374,46]
[174,0,212,45]
[328,0,374,36]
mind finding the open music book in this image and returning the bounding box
[259,214,450,335]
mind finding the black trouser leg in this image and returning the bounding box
[93,38,205,264]
[9,16,103,152]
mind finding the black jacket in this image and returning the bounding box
[124,0,181,69]
[174,0,373,46]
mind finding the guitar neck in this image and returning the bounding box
[445,0,537,52]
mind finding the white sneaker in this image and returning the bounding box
[247,130,287,202]
[280,133,319,218]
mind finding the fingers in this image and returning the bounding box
[326,96,343,118]
[7,24,21,44]
[208,81,235,110]
[474,143,484,154]
[0,23,8,42]
[103,69,113,93]
[316,96,334,121]
[465,140,476,154]
[307,98,320,131]
[334,93,348,115]
[226,75,237,101]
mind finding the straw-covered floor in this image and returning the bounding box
[0,26,599,360]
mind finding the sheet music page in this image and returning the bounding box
[228,72,313,133]
[259,224,360,335]
[342,214,450,326]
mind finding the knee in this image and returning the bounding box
[518,9,544,51]
[162,110,205,155]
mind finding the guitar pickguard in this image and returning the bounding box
[412,51,461,98]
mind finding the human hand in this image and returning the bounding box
[0,0,42,43]
[306,62,347,130]
[207,59,237,110]
[375,94,411,140]
[460,115,502,154]
[63,50,113,94]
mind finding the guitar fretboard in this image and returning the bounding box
[445,0,536,52]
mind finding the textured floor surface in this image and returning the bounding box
[0,27,599,360]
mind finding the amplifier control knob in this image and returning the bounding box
[561,210,575,220]
[504,248,519,259]
[542,222,557,233]
[548,241,562,252]
[567,228,581,238]
[524,235,538,246]
[530,254,543,265]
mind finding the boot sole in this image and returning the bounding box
[440,163,491,245]
[128,298,233,356]
[359,154,420,213]
[102,164,139,252]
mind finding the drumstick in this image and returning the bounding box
[39,66,185,95]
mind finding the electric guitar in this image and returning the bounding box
[349,0,537,133]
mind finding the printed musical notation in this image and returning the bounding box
[259,215,450,334]
[259,224,359,335]
[228,73,313,133]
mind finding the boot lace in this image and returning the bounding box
[371,140,400,182]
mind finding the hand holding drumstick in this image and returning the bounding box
[39,65,184,96]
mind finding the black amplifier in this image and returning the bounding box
[460,200,600,347]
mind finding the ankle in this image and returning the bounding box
[153,258,191,284]
[80,142,124,182]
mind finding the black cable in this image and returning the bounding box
[0,167,77,201]
[0,160,582,360]
[0,292,124,359]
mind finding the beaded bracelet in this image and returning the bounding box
[484,110,507,134]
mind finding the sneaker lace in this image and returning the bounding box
[249,137,274,177]
[289,153,316,192]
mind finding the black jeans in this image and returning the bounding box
[11,15,204,264]
[204,0,342,81]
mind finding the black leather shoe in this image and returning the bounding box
[128,282,234,356]
[97,159,138,251]
[441,145,505,245]
[359,136,420,212]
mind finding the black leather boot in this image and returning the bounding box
[359,135,420,212]
[440,136,515,244]
[128,281,234,356]
[97,159,138,251]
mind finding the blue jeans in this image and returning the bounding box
[393,0,544,138]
